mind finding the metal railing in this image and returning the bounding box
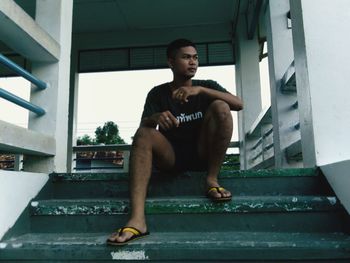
[0,53,47,116]
[73,142,240,173]
[245,106,274,169]
[73,144,131,172]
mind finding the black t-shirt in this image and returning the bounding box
[141,79,228,143]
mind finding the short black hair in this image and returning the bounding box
[166,38,197,59]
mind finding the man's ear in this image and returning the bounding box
[167,58,174,69]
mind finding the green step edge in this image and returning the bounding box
[1,232,350,261]
[30,195,339,216]
[51,168,318,181]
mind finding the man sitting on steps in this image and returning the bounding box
[107,38,243,246]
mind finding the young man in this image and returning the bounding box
[107,39,243,245]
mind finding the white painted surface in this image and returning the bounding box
[26,0,73,173]
[0,120,55,156]
[266,0,301,168]
[0,0,59,61]
[290,0,350,166]
[0,171,48,239]
[235,15,262,169]
[111,250,149,260]
[321,160,350,214]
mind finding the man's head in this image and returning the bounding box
[166,39,197,59]
[167,39,198,79]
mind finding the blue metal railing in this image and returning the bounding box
[0,54,47,90]
[0,87,45,116]
[0,53,46,116]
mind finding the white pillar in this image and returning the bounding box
[25,0,73,173]
[290,0,350,166]
[235,16,262,169]
[265,0,301,168]
[67,46,79,173]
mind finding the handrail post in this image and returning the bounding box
[14,154,23,171]
[122,151,130,173]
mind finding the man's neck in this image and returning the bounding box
[171,78,192,90]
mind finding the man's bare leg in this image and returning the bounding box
[108,127,175,243]
[198,100,233,199]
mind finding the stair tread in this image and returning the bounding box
[2,232,350,260]
[51,168,318,181]
[30,195,340,216]
[3,231,350,247]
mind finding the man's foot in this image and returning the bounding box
[107,219,148,245]
[106,226,150,246]
[206,186,232,202]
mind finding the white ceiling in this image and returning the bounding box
[14,0,241,34]
[5,0,267,71]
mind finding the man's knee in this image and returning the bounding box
[133,127,157,146]
[207,100,232,122]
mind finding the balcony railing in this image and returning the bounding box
[73,142,240,173]
[0,53,46,116]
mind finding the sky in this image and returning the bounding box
[77,65,238,144]
[0,61,270,145]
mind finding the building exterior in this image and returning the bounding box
[1,0,350,260]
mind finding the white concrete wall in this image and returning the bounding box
[290,0,350,214]
[290,0,350,166]
[321,161,350,214]
[0,171,48,239]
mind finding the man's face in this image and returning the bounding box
[169,46,199,79]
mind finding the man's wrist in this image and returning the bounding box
[141,117,157,128]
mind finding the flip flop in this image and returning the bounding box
[106,226,150,246]
[207,187,232,202]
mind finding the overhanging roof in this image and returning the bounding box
[3,0,266,72]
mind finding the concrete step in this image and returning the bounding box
[29,196,347,233]
[44,168,334,199]
[1,232,350,261]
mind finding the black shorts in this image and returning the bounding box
[170,141,207,172]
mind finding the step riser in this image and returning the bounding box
[30,212,346,233]
[50,176,333,199]
[2,232,350,262]
[3,168,350,262]
[2,246,350,261]
[0,260,349,263]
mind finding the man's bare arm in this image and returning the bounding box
[172,86,243,111]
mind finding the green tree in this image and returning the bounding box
[77,134,95,145]
[95,121,125,145]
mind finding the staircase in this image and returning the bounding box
[1,168,350,262]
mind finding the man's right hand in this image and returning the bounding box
[155,111,179,130]
[141,111,179,130]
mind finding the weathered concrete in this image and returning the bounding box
[31,195,339,216]
[2,232,350,261]
[0,0,59,62]
[0,120,55,156]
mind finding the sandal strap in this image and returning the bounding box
[207,187,225,194]
[117,227,141,236]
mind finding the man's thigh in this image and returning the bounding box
[150,130,177,171]
[170,141,207,172]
